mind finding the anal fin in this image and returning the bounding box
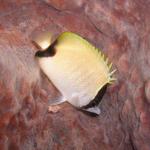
[82,106,101,116]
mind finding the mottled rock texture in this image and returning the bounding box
[0,0,150,150]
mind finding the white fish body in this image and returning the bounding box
[36,32,115,108]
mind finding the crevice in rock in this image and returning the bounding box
[129,134,137,150]
[86,15,109,37]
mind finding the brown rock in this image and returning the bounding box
[130,67,142,86]
[44,0,85,11]
[117,53,129,75]
[145,80,150,103]
[0,0,150,150]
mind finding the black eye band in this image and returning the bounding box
[35,40,57,57]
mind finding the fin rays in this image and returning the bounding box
[97,49,116,84]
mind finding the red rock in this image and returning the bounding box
[145,80,150,103]
[119,82,127,98]
[133,86,145,115]
[117,53,129,75]
[130,67,142,85]
[121,99,132,118]
[0,0,150,150]
[45,0,85,11]
[140,111,150,130]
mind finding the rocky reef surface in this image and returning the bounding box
[0,0,150,149]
